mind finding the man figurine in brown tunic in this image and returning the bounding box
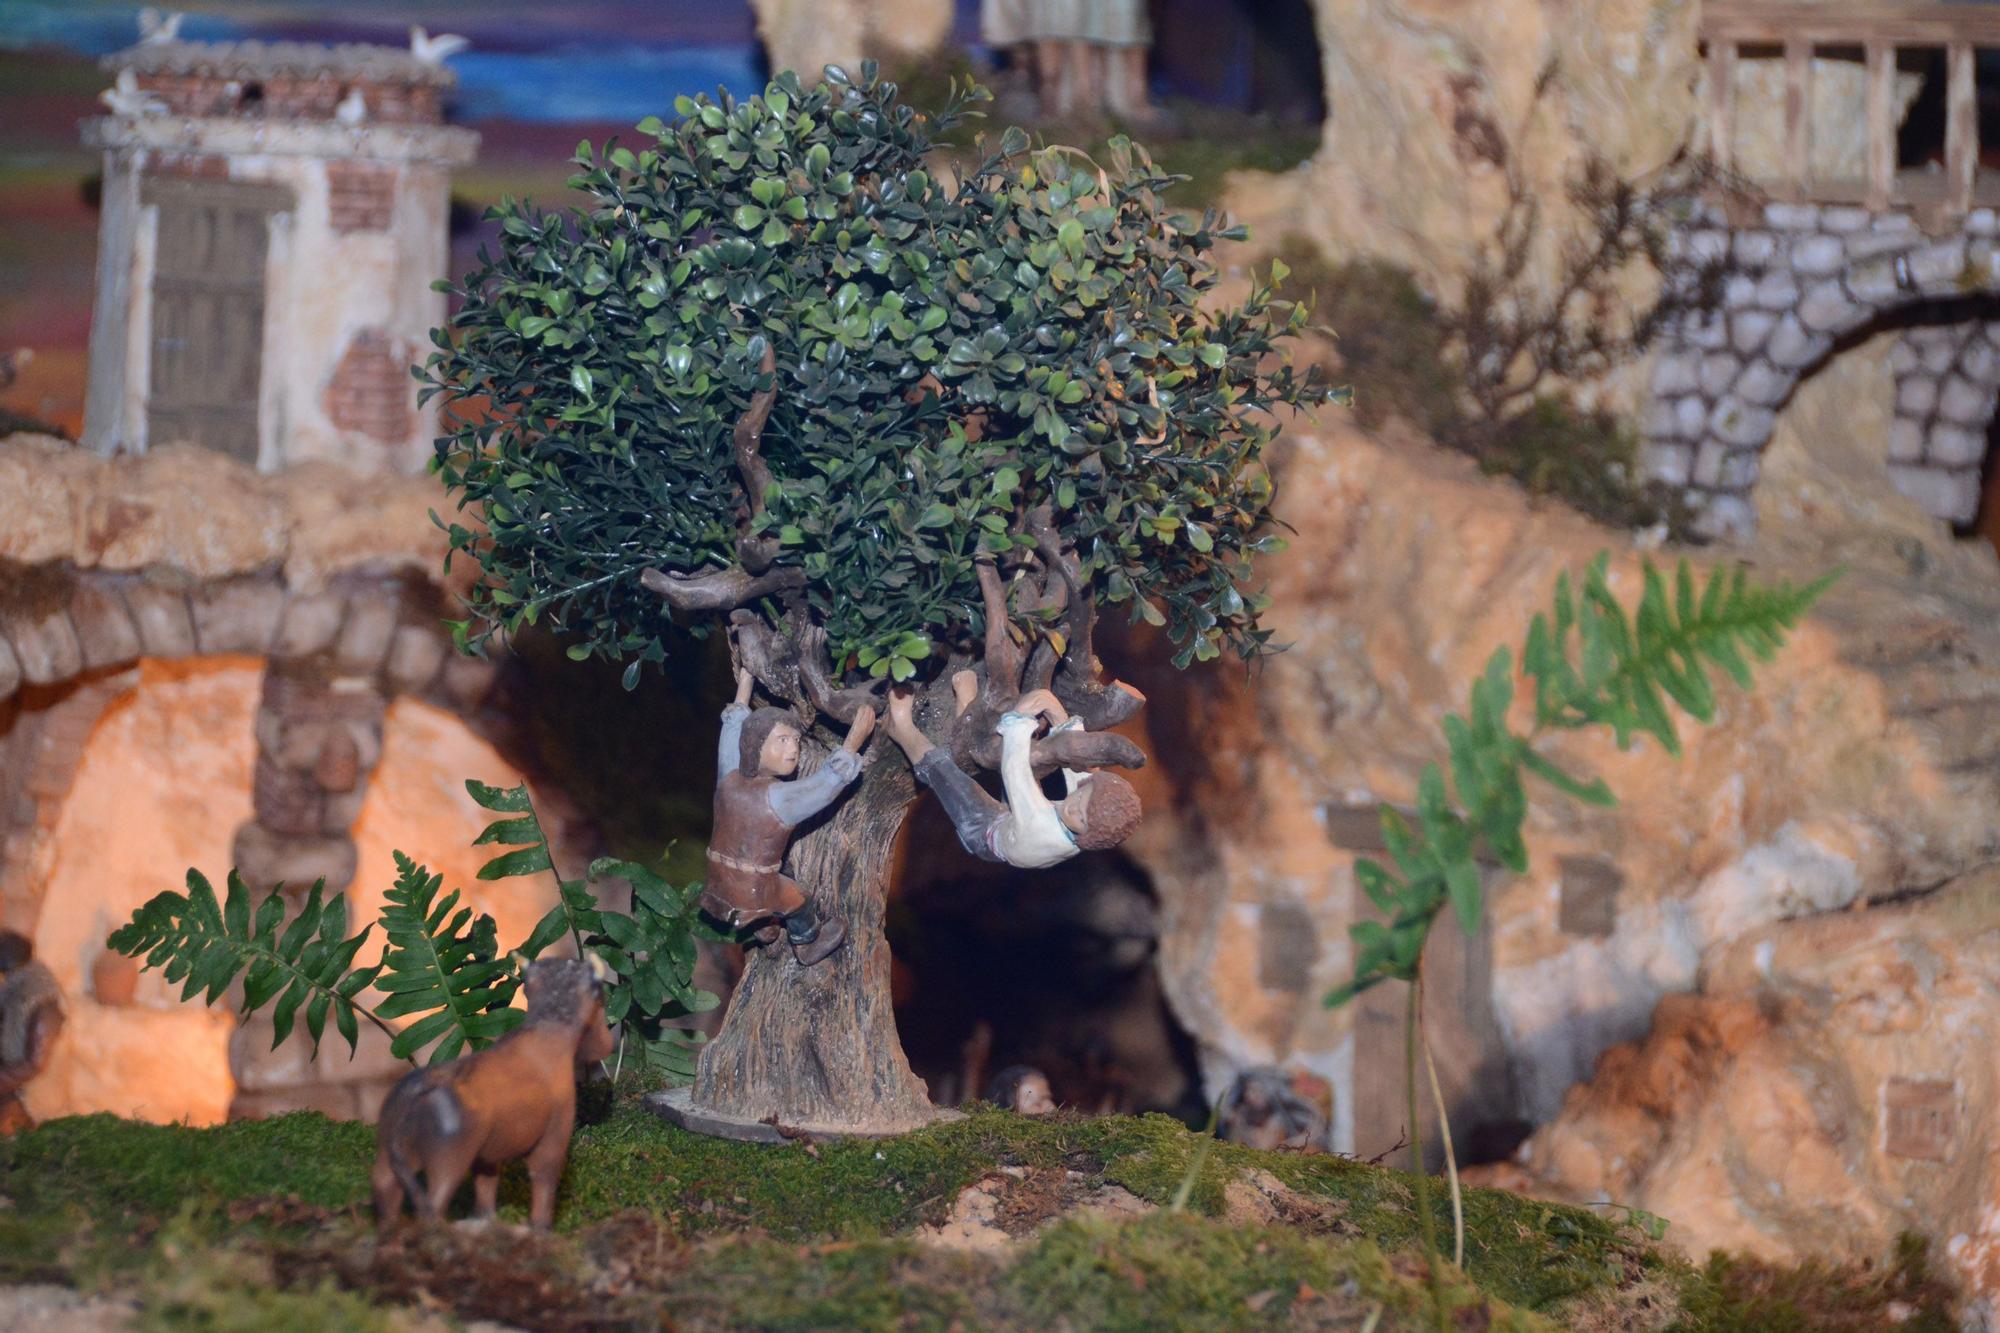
[706,666,874,965]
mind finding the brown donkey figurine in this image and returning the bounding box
[372,955,617,1230]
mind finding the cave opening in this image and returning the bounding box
[888,790,1205,1124]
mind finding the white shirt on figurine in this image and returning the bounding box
[990,712,1087,869]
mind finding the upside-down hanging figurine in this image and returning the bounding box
[886,685,1140,866]
[704,665,873,964]
[882,556,1143,866]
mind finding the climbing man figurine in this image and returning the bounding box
[884,682,1141,869]
[0,931,63,1136]
[704,666,873,965]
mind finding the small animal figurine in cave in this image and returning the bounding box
[987,1064,1058,1116]
[0,930,64,1137]
[1219,1067,1330,1152]
[372,955,617,1230]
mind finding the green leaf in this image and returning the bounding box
[1445,859,1482,938]
[106,871,375,1058]
[466,780,531,813]
[373,851,523,1066]
[476,845,555,881]
[1520,749,1615,807]
[1326,553,1831,1011]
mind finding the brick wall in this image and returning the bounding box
[135,73,443,125]
[324,329,412,444]
[326,160,397,233]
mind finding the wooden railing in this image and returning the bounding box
[1702,2,2000,214]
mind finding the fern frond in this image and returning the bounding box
[374,852,523,1063]
[106,871,385,1055]
[469,778,599,960]
[1525,555,1831,753]
[585,856,720,1086]
[1330,554,1831,1008]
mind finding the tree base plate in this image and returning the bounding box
[645,1087,964,1143]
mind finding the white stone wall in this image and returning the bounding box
[80,117,476,476]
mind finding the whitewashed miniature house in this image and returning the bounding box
[80,38,478,473]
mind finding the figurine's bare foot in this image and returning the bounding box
[885,690,929,758]
[1014,688,1066,724]
[951,669,978,717]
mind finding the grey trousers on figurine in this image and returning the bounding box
[915,748,1021,864]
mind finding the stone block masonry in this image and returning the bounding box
[1646,199,2000,539]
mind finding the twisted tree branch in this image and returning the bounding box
[966,725,1146,775]
[1029,523,1146,731]
[795,620,883,724]
[729,609,801,701]
[733,343,781,573]
[640,564,805,613]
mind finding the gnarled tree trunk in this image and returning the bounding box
[690,741,935,1133]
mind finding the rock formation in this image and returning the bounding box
[1483,871,2000,1323]
[1117,409,2000,1184]
[1277,0,1902,304]
[746,0,953,84]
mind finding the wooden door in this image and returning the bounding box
[142,178,290,464]
[1327,802,1523,1171]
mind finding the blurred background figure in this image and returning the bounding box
[982,0,1157,123]
[987,1064,1058,1115]
[0,930,64,1135]
[1219,1067,1329,1152]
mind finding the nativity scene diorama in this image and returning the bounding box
[420,63,1332,1140]
[3,1,1999,1327]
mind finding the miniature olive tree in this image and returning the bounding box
[426,66,1333,1132]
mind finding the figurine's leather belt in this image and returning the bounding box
[706,848,781,875]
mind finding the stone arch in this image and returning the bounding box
[0,560,595,1122]
[1643,200,2000,538]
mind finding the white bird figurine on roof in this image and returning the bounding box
[99,68,169,117]
[409,26,469,65]
[335,87,368,126]
[137,8,184,44]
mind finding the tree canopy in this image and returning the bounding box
[426,64,1334,701]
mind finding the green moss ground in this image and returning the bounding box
[0,1098,1959,1330]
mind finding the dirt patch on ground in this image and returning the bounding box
[921,1166,1155,1254]
[0,1283,137,1332]
[1223,1168,1354,1235]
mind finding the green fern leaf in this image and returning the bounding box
[469,778,554,881]
[465,778,596,960]
[374,852,523,1064]
[1519,749,1614,807]
[106,871,380,1056]
[1327,553,1834,1009]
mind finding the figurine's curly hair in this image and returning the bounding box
[739,707,801,774]
[1073,772,1142,850]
